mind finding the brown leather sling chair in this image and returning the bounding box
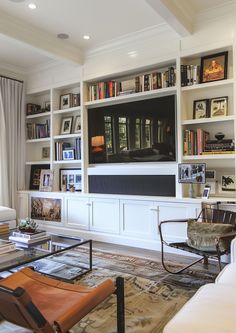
[0,267,125,333]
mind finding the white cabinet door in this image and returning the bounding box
[120,200,157,239]
[16,192,29,222]
[90,198,119,233]
[157,202,200,242]
[65,197,89,230]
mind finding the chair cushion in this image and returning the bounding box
[187,219,233,252]
[0,207,16,222]
[215,263,236,285]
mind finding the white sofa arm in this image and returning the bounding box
[230,237,236,263]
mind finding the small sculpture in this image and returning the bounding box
[19,218,38,233]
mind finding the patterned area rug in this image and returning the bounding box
[0,249,217,333]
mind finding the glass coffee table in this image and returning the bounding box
[0,233,92,281]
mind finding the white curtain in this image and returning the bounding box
[0,77,25,208]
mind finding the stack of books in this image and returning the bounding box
[9,230,50,248]
[0,239,16,255]
[0,223,9,236]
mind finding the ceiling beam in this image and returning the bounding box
[0,11,84,65]
[145,0,193,37]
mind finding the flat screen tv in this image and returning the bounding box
[88,95,176,164]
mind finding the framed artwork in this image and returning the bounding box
[178,163,206,184]
[72,93,80,107]
[60,117,73,135]
[42,147,50,159]
[60,93,72,110]
[74,115,81,133]
[193,99,209,119]
[62,149,75,160]
[59,168,82,191]
[221,175,236,192]
[39,170,53,192]
[30,164,50,190]
[200,51,228,83]
[45,101,50,111]
[202,187,210,199]
[205,170,216,180]
[31,197,61,222]
[210,96,228,117]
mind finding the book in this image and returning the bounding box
[0,249,24,263]
[12,230,46,239]
[0,240,16,254]
[9,235,51,245]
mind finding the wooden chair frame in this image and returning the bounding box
[159,204,236,274]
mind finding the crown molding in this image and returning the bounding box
[0,62,26,80]
[0,10,84,65]
[86,24,173,58]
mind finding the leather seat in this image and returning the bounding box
[0,267,125,333]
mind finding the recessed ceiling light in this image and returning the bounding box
[83,35,90,40]
[57,33,70,40]
[28,3,37,9]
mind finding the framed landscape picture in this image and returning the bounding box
[210,96,228,117]
[193,99,209,119]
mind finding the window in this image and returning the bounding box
[118,117,128,151]
[135,118,141,148]
[104,116,113,154]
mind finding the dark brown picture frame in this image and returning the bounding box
[200,51,228,83]
[193,99,209,119]
[30,164,50,190]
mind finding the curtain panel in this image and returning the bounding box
[0,77,25,208]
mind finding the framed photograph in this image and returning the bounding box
[60,117,73,135]
[39,170,53,192]
[62,149,75,160]
[30,164,50,190]
[200,51,228,83]
[178,163,206,184]
[45,101,50,111]
[74,115,81,133]
[202,186,210,199]
[60,93,72,110]
[193,99,209,119]
[72,93,80,107]
[221,175,236,192]
[42,147,50,159]
[59,168,82,191]
[210,96,228,117]
[206,170,216,180]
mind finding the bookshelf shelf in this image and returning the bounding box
[53,106,81,115]
[53,160,82,164]
[183,153,235,160]
[85,86,176,109]
[26,112,51,119]
[26,138,50,143]
[25,161,50,165]
[53,133,81,140]
[181,78,233,92]
[182,115,235,125]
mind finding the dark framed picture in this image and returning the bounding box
[206,170,216,180]
[210,96,228,117]
[62,149,75,160]
[200,51,228,83]
[29,164,50,190]
[45,101,50,111]
[39,170,53,192]
[72,93,80,107]
[59,168,82,191]
[60,117,73,135]
[193,99,209,119]
[74,115,81,133]
[60,93,72,110]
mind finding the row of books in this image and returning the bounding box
[55,138,81,160]
[183,128,209,155]
[27,119,50,140]
[184,129,235,155]
[181,64,200,86]
[0,223,9,236]
[88,67,176,101]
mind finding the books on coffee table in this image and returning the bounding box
[12,230,47,239]
[9,234,50,246]
[0,239,16,254]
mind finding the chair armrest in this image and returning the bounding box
[217,231,236,240]
[159,218,196,226]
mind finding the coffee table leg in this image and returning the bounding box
[89,240,92,271]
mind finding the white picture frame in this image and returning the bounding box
[74,115,81,133]
[60,117,73,135]
[39,170,53,192]
[202,187,210,199]
[221,175,236,192]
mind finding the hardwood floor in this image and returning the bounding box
[92,240,222,274]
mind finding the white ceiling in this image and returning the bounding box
[0,0,235,72]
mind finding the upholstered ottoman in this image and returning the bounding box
[163,283,236,333]
[0,206,16,229]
